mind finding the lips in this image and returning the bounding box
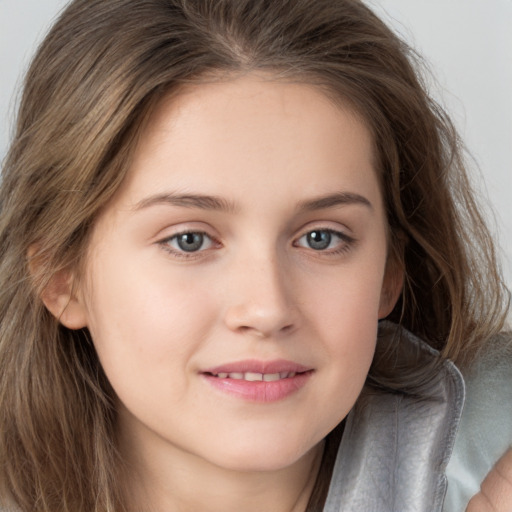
[201,359,313,402]
[210,371,298,381]
[203,359,310,375]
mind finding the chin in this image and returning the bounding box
[206,435,322,473]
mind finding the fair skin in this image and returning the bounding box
[45,75,401,511]
[466,448,512,512]
[40,74,512,511]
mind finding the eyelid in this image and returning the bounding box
[293,225,356,254]
[294,220,355,241]
[154,222,356,259]
[157,228,221,258]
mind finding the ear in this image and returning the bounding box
[378,257,404,319]
[28,247,88,330]
[40,269,88,330]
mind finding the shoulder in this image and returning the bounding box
[324,322,465,512]
[323,325,512,512]
[444,332,512,511]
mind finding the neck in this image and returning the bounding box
[119,423,324,512]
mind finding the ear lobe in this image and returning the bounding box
[28,246,88,329]
[40,269,88,330]
[378,260,404,319]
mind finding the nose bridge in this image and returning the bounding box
[223,245,298,337]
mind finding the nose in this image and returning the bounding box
[223,253,300,339]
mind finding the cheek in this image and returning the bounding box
[81,257,219,394]
[296,262,385,435]
[320,292,378,386]
[310,255,386,337]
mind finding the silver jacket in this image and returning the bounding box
[324,322,465,512]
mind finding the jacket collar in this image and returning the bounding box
[324,322,465,512]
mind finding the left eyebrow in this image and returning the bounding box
[297,192,373,212]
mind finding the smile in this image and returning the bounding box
[209,371,297,381]
[201,360,313,402]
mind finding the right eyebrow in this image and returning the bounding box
[133,192,238,214]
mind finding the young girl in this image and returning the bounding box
[0,1,510,511]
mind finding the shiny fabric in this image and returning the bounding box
[323,322,465,512]
[444,337,512,510]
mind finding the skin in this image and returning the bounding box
[45,74,401,511]
[466,448,512,512]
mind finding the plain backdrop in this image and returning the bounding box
[1,0,511,285]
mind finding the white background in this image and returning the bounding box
[1,0,511,285]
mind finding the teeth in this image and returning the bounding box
[214,371,298,381]
[244,372,263,381]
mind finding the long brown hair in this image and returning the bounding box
[0,0,508,510]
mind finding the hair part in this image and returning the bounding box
[0,0,509,510]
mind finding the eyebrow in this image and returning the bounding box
[133,193,237,213]
[133,191,372,213]
[297,192,373,212]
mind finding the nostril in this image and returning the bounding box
[236,323,296,338]
[238,325,269,337]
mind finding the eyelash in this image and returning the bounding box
[158,228,355,259]
[158,231,220,259]
[293,228,355,256]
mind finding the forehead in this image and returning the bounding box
[142,75,374,155]
[117,74,381,211]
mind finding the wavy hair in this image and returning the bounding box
[0,0,508,510]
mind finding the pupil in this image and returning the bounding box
[177,233,203,252]
[308,231,331,250]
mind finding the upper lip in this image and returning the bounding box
[202,359,312,375]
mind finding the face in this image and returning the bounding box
[65,75,400,473]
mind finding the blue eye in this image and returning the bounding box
[163,232,214,253]
[296,229,351,252]
[306,230,332,250]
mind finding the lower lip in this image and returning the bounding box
[202,372,313,402]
